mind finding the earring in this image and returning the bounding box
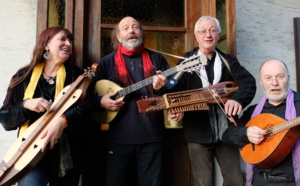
[43,50,50,60]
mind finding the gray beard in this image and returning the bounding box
[121,38,142,50]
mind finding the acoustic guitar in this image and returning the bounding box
[240,113,300,169]
[94,54,206,124]
[0,64,99,186]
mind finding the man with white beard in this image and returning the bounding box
[222,59,300,186]
[94,16,169,186]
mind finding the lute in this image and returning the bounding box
[93,54,206,124]
[240,113,300,169]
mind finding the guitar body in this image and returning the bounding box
[93,55,206,125]
[0,86,82,186]
[94,80,124,124]
[240,113,300,169]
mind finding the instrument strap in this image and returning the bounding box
[147,48,185,59]
[148,48,238,126]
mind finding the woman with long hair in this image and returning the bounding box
[0,27,95,186]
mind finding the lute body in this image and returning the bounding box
[240,113,300,169]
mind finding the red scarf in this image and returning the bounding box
[115,44,154,95]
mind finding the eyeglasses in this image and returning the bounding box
[261,75,287,83]
[196,28,218,36]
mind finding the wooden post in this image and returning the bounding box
[294,18,300,92]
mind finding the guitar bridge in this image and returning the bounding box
[251,143,255,151]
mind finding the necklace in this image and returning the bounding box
[43,73,56,85]
[46,76,56,85]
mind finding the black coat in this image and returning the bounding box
[93,49,170,144]
[0,63,98,169]
[174,47,256,143]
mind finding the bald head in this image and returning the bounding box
[114,16,143,50]
[259,59,290,105]
[118,16,141,30]
[259,59,289,77]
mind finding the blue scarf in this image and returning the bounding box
[246,89,300,185]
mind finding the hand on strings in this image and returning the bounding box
[168,110,184,121]
[224,99,242,116]
[101,92,124,111]
[40,116,67,152]
[246,126,266,144]
[153,70,167,91]
[23,98,52,113]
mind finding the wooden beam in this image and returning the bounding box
[185,0,201,52]
[36,0,48,38]
[65,0,74,32]
[294,17,300,92]
[226,0,236,57]
[73,0,85,68]
[86,0,101,66]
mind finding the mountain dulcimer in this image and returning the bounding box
[0,64,99,186]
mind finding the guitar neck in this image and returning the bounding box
[271,116,300,134]
[115,66,179,99]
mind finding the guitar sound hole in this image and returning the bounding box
[264,124,274,142]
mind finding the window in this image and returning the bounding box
[39,0,236,68]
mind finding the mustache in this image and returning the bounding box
[127,35,138,40]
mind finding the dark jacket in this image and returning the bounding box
[174,47,256,143]
[222,91,300,180]
[222,91,300,147]
[0,63,98,168]
[94,49,170,144]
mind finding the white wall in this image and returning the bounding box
[0,0,37,159]
[236,0,300,104]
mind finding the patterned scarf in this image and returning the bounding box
[19,63,66,135]
[246,89,300,185]
[115,44,154,95]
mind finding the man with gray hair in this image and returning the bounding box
[223,59,300,185]
[94,16,169,186]
[168,15,256,185]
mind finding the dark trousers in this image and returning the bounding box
[18,152,81,186]
[252,170,296,186]
[187,142,243,186]
[106,142,163,186]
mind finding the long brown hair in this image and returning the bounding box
[8,27,74,90]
